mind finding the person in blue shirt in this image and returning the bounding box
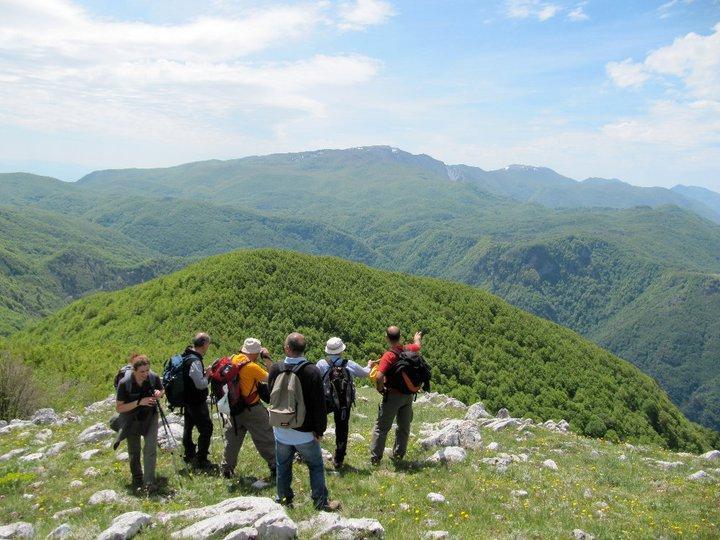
[317,337,372,469]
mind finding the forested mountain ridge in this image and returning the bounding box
[7,249,718,451]
[3,148,720,431]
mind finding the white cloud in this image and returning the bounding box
[567,6,589,21]
[0,0,387,144]
[603,23,720,155]
[338,0,395,31]
[605,58,650,88]
[506,0,561,21]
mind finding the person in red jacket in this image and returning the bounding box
[369,326,423,465]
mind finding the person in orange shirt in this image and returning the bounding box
[221,337,276,479]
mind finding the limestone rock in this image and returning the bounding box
[511,490,528,498]
[32,408,59,425]
[0,448,28,462]
[254,510,297,539]
[486,442,500,451]
[702,450,720,460]
[70,480,84,488]
[572,529,595,540]
[427,446,467,464]
[97,511,151,540]
[157,422,183,450]
[89,490,121,505]
[46,523,72,538]
[415,392,467,410]
[0,522,34,538]
[419,419,482,450]
[654,460,683,470]
[80,449,101,460]
[222,528,258,540]
[465,402,491,420]
[0,420,33,435]
[496,408,510,419]
[349,433,366,442]
[171,511,263,539]
[116,452,129,461]
[159,496,284,526]
[427,492,446,504]
[45,442,67,457]
[687,470,710,481]
[85,396,115,413]
[84,467,99,477]
[618,454,627,461]
[18,452,44,462]
[78,423,114,444]
[251,479,271,490]
[0,420,6,429]
[542,459,558,470]
[423,532,449,540]
[298,512,384,539]
[321,449,333,461]
[53,508,82,520]
[34,429,53,444]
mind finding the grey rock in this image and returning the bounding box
[582,488,593,499]
[702,450,720,460]
[427,492,446,504]
[427,446,467,464]
[542,459,558,470]
[496,408,510,419]
[18,452,44,462]
[89,489,121,505]
[84,467,100,477]
[32,408,59,425]
[157,422,183,450]
[423,532,449,540]
[655,460,683,470]
[222,528,257,540]
[483,418,520,431]
[84,396,115,413]
[116,452,129,461]
[0,448,28,462]
[0,421,32,435]
[80,449,101,460]
[415,392,467,410]
[465,402,491,420]
[251,479,271,490]
[69,480,84,488]
[572,529,595,540]
[97,511,151,540]
[46,523,72,538]
[486,442,500,451]
[298,512,385,539]
[349,433,365,442]
[0,522,34,538]
[159,496,283,526]
[53,508,82,520]
[78,423,114,444]
[618,454,627,461]
[687,470,710,481]
[588,450,600,459]
[419,419,482,450]
[34,428,53,444]
[171,511,263,539]
[511,490,528,498]
[254,510,297,539]
[0,420,6,429]
[45,442,67,457]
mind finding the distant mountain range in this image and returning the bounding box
[1,145,719,432]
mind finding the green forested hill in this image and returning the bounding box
[8,249,717,451]
[4,150,720,431]
[0,205,178,335]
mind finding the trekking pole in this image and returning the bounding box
[156,402,181,478]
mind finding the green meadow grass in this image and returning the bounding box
[0,386,718,538]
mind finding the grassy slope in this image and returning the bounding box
[0,387,718,538]
[8,249,715,451]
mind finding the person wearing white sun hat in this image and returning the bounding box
[316,337,372,469]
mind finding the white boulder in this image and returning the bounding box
[687,470,711,481]
[89,490,121,505]
[427,492,447,504]
[46,523,72,538]
[80,449,100,460]
[427,446,467,464]
[97,511,151,540]
[702,450,720,460]
[419,419,482,450]
[78,423,114,444]
[0,448,28,462]
[542,459,558,470]
[32,408,59,425]
[0,522,34,538]
[298,512,385,539]
[44,442,67,457]
[465,402,491,420]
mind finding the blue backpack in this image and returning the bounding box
[162,354,187,410]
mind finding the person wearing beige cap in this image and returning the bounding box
[317,337,372,469]
[220,337,276,479]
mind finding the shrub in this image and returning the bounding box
[0,351,46,420]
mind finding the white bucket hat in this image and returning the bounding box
[325,337,346,355]
[241,337,262,355]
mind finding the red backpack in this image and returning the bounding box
[208,356,258,415]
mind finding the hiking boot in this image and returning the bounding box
[222,469,234,479]
[145,483,159,495]
[323,500,342,512]
[192,458,217,472]
[370,457,381,466]
[333,460,344,470]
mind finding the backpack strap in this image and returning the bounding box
[291,360,309,373]
[122,370,133,394]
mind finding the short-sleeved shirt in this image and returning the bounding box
[317,356,371,380]
[231,354,268,405]
[378,344,420,390]
[116,371,163,422]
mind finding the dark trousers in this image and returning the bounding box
[333,409,350,465]
[183,401,213,462]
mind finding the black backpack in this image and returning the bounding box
[323,359,355,419]
[163,354,189,410]
[391,350,431,395]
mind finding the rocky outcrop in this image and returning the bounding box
[31,408,59,425]
[419,420,482,450]
[97,511,151,540]
[298,512,385,539]
[0,522,34,538]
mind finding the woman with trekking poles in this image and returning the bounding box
[114,353,165,494]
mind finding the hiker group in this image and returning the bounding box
[112,326,430,511]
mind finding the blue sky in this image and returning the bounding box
[0,0,718,189]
